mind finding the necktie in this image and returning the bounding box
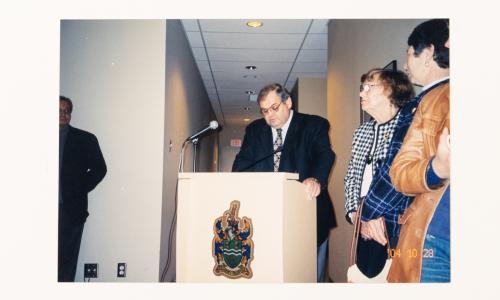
[274,128,283,172]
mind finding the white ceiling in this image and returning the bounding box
[181,19,329,126]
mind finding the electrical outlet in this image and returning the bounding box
[84,263,98,278]
[117,263,126,277]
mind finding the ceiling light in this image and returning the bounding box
[245,65,257,70]
[243,118,251,122]
[243,75,257,79]
[245,90,256,95]
[246,21,263,28]
[243,107,250,111]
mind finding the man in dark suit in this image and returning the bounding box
[59,96,107,282]
[232,83,337,282]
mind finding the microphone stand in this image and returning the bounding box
[163,124,216,281]
[178,137,200,173]
[178,140,188,173]
[192,138,199,172]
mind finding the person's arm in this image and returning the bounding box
[429,127,450,181]
[390,97,450,194]
[85,134,107,193]
[309,118,335,189]
[232,125,256,172]
[389,109,429,195]
[303,118,334,200]
[360,218,387,245]
[344,128,362,223]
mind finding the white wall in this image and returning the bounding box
[326,19,426,282]
[60,19,217,282]
[60,20,167,282]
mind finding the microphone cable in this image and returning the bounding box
[160,177,178,282]
[238,145,283,172]
[160,139,190,282]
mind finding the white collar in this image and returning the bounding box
[422,76,450,92]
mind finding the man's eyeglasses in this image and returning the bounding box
[360,83,382,93]
[260,102,282,115]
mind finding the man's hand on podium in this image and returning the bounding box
[303,177,320,200]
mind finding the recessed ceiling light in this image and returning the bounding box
[243,107,250,111]
[246,21,263,28]
[243,118,251,122]
[245,90,256,95]
[245,65,257,70]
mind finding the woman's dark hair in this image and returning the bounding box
[361,68,415,108]
[408,19,449,68]
[59,95,73,113]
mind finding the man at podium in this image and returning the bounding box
[232,83,337,282]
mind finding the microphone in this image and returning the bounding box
[186,120,219,142]
[236,145,284,172]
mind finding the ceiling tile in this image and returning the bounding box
[202,32,305,50]
[185,31,204,47]
[219,93,249,103]
[199,19,311,33]
[203,78,215,88]
[216,79,273,90]
[194,60,211,72]
[212,71,288,83]
[289,72,327,79]
[200,71,213,81]
[291,62,327,73]
[205,87,217,94]
[302,33,328,49]
[296,49,327,62]
[181,19,199,32]
[210,61,293,73]
[191,47,208,60]
[206,48,298,62]
[180,19,330,127]
[309,20,329,33]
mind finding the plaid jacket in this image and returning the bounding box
[344,114,400,218]
[361,79,449,239]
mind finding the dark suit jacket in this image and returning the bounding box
[232,112,337,245]
[60,126,107,225]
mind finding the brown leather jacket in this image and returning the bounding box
[387,82,450,282]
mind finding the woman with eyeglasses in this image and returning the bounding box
[344,68,414,249]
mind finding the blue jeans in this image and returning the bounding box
[317,238,328,282]
[420,234,450,283]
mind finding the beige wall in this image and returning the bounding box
[297,77,327,119]
[60,19,217,282]
[326,19,425,282]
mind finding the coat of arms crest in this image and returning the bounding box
[212,200,254,279]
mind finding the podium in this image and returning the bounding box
[176,172,316,282]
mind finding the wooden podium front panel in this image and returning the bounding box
[177,173,300,282]
[283,180,316,282]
